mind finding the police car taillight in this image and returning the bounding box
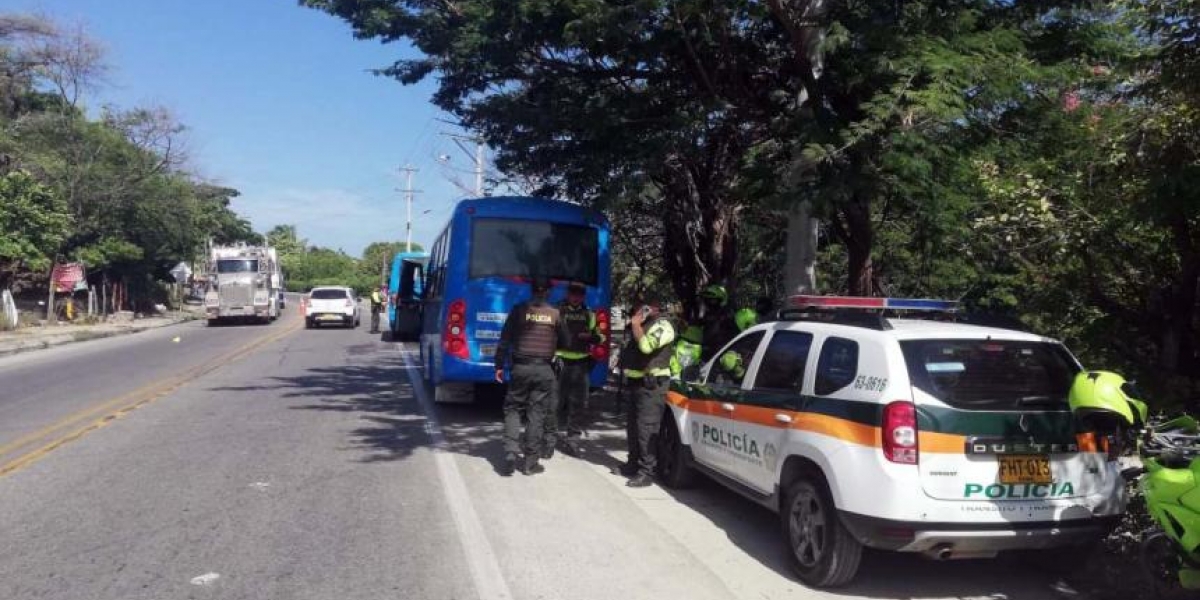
[883,401,919,465]
[443,299,469,359]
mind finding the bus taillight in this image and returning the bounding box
[443,299,469,359]
[591,307,611,361]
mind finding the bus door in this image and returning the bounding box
[394,260,424,339]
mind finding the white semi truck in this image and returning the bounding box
[203,243,282,325]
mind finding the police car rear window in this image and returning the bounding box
[900,340,1079,410]
[310,289,349,300]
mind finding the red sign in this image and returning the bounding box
[51,263,85,293]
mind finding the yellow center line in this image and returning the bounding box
[0,318,304,478]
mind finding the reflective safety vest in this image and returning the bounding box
[620,318,676,378]
[670,338,702,379]
[556,301,604,360]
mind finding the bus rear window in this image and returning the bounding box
[469,218,599,284]
[900,339,1079,410]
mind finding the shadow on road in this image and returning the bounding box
[208,348,429,464]
[556,390,1059,600]
[211,339,1057,600]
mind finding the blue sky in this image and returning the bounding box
[8,0,482,256]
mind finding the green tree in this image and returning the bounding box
[359,241,424,287]
[302,0,796,317]
[0,12,257,310]
[266,224,306,257]
[0,169,70,289]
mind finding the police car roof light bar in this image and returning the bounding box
[787,295,958,313]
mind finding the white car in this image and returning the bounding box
[304,286,359,329]
[659,295,1125,588]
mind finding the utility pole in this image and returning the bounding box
[440,132,486,197]
[398,165,422,252]
[474,141,484,197]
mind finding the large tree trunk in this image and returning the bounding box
[1162,215,1199,377]
[833,194,874,297]
[784,201,819,295]
[657,161,739,322]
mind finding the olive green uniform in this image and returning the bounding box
[618,317,676,477]
[551,301,604,446]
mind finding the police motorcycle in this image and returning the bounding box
[1069,371,1200,596]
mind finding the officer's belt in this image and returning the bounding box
[513,354,554,365]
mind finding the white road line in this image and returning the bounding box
[401,348,513,600]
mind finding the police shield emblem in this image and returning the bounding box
[690,421,700,444]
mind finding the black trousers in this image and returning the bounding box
[625,375,668,477]
[550,358,591,443]
[504,361,556,457]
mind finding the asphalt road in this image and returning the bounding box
[0,306,1065,600]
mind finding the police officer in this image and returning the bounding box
[698,284,740,363]
[613,300,676,488]
[550,281,604,458]
[494,277,571,476]
[369,286,385,333]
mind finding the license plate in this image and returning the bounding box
[319,314,339,321]
[998,455,1052,485]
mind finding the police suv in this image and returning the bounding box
[658,296,1124,588]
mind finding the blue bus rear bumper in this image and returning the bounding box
[439,356,608,387]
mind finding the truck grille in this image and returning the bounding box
[220,282,254,307]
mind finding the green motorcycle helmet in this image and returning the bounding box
[700,284,729,308]
[1068,371,1149,429]
[734,307,758,331]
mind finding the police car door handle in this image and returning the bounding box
[775,413,793,424]
[720,403,735,412]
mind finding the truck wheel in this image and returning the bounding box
[657,415,697,488]
[781,476,862,588]
[305,319,314,329]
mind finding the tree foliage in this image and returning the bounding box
[305,1,1200,405]
[0,12,256,310]
[0,169,70,288]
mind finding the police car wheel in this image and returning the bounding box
[782,478,862,588]
[656,415,696,489]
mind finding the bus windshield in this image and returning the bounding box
[217,259,258,273]
[468,218,599,284]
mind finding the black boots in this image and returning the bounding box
[500,453,518,477]
[626,473,654,488]
[522,455,545,476]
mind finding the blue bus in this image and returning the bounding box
[388,251,429,341]
[420,196,612,402]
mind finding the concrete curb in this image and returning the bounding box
[0,316,197,359]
